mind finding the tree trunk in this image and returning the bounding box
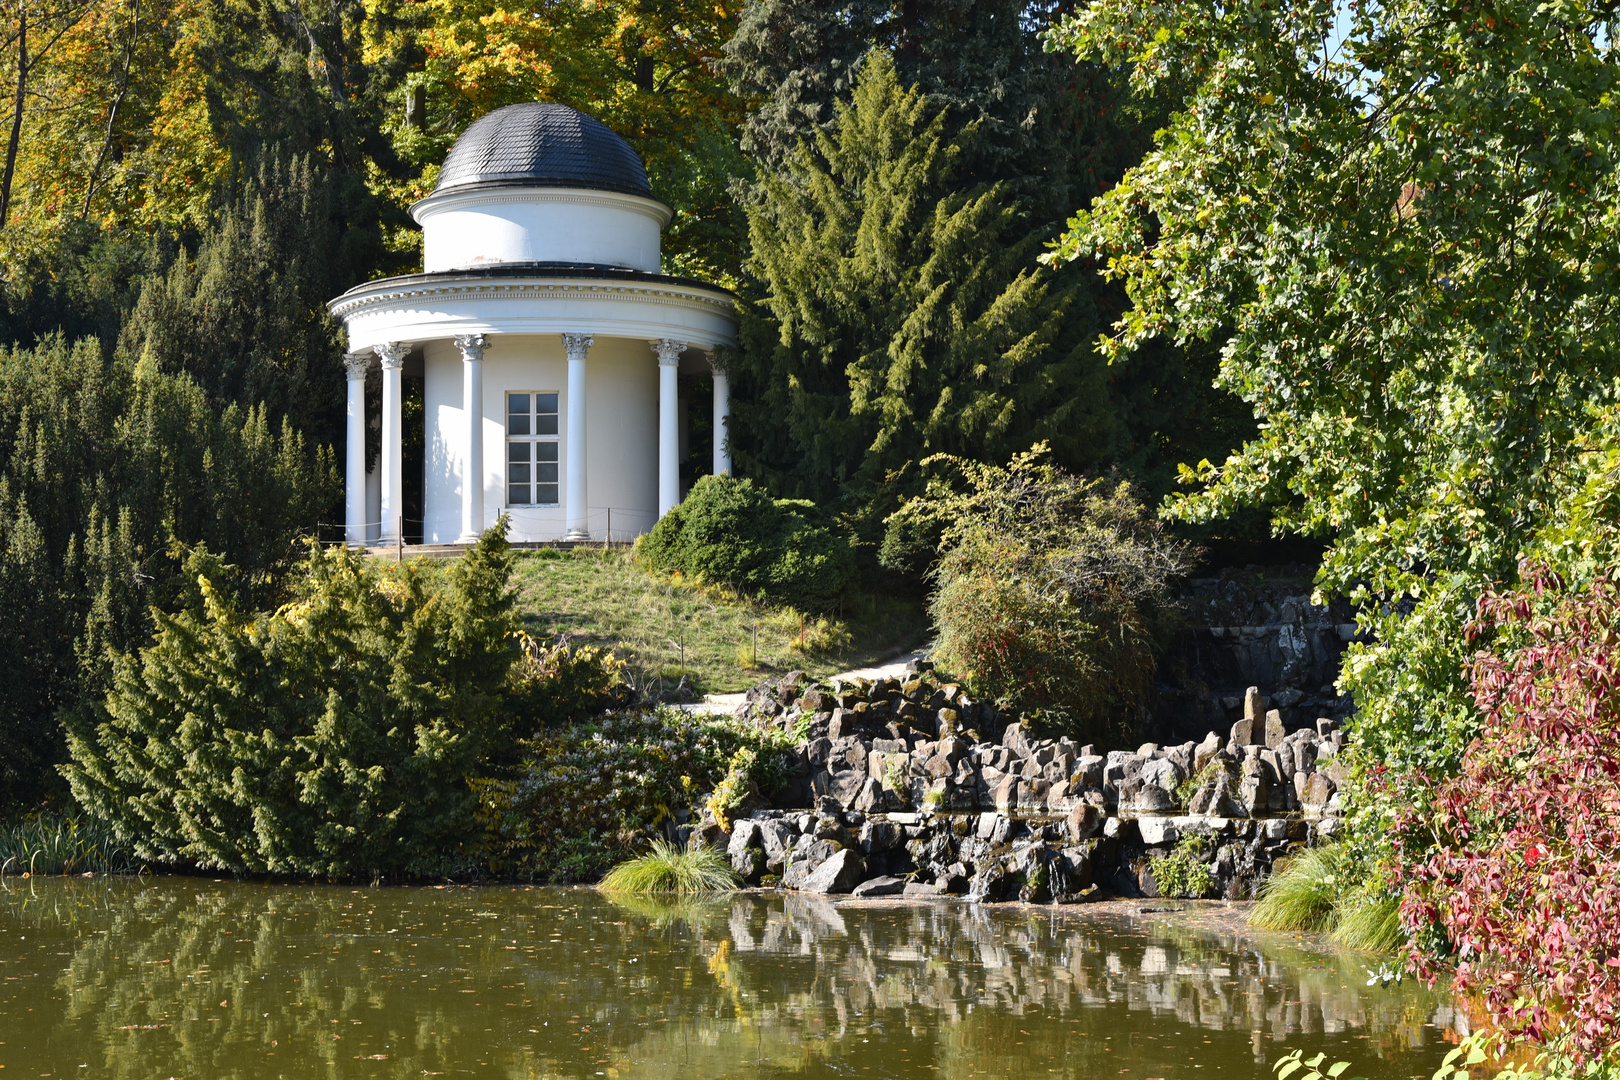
[0,4,27,228]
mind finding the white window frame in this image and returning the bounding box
[506,391,560,507]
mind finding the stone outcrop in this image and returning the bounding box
[700,663,1349,904]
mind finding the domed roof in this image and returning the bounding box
[434,103,652,198]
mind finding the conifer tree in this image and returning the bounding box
[64,526,518,877]
[731,50,1120,536]
[0,335,337,811]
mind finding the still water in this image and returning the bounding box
[0,878,1460,1079]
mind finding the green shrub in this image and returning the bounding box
[1148,835,1214,899]
[598,838,739,894]
[63,524,521,878]
[477,709,797,882]
[639,475,856,612]
[888,445,1191,742]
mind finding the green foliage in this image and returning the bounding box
[598,838,740,895]
[639,474,856,611]
[892,445,1190,741]
[1274,1049,1366,1080]
[1049,0,1620,787]
[1250,844,1403,951]
[62,525,520,878]
[0,334,337,812]
[0,812,139,876]
[476,709,794,882]
[1148,835,1214,899]
[503,631,631,736]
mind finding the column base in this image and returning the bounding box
[454,532,483,545]
[564,528,592,542]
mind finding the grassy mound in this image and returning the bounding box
[510,548,925,693]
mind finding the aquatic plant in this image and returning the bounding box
[0,812,138,876]
[598,839,739,894]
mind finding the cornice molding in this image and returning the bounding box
[329,275,737,322]
[411,186,673,227]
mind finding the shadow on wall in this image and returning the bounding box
[1151,565,1363,746]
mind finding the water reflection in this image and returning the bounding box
[0,879,1457,1079]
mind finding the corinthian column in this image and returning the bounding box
[651,338,686,517]
[562,333,594,540]
[343,351,371,546]
[711,352,732,478]
[376,341,410,545]
[454,333,489,543]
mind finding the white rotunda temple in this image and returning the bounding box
[329,102,738,546]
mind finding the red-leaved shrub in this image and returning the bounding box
[1396,564,1620,1063]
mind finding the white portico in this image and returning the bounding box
[330,102,738,545]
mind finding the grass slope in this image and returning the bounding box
[511,548,926,694]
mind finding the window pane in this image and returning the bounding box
[509,462,530,484]
[536,462,558,484]
[509,484,530,505]
[536,442,558,462]
[536,483,558,505]
[508,442,529,463]
[536,393,557,414]
[509,413,530,436]
[535,414,558,435]
[509,394,530,415]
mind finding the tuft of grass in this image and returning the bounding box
[509,548,926,693]
[1249,844,1407,952]
[0,812,138,876]
[1249,845,1349,933]
[1331,893,1405,952]
[598,838,740,895]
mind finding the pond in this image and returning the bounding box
[0,878,1461,1079]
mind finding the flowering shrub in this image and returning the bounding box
[1397,564,1620,1066]
[477,710,797,882]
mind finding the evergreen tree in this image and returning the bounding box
[0,335,337,811]
[730,51,1122,542]
[64,527,518,877]
[117,157,383,448]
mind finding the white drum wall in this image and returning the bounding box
[413,189,669,274]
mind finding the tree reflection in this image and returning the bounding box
[0,879,1459,1080]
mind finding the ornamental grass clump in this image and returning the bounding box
[598,839,739,895]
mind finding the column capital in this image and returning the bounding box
[454,333,489,362]
[562,333,594,361]
[708,350,731,376]
[343,351,371,381]
[376,341,411,370]
[649,338,687,367]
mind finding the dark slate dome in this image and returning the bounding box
[434,103,651,197]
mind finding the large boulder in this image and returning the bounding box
[850,874,907,897]
[802,848,867,894]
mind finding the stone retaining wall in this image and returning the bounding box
[700,661,1349,902]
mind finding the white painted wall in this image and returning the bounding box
[413,189,670,273]
[422,334,659,544]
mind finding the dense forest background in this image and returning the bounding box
[0,0,1262,812]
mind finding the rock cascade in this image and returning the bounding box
[704,662,1350,902]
